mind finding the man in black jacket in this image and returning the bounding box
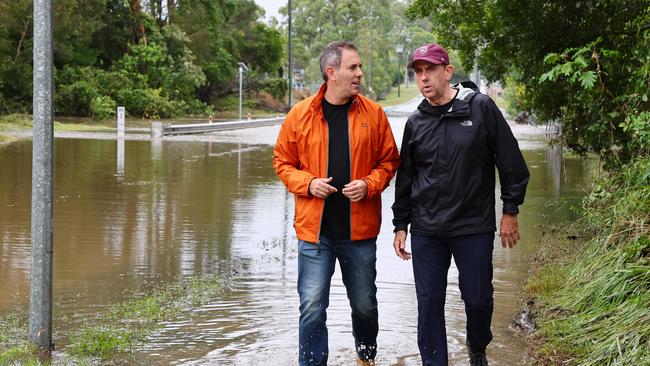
[391,43,529,366]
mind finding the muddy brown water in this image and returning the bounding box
[0,119,596,365]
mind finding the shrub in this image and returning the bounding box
[259,78,288,101]
[90,96,117,120]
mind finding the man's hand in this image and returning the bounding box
[393,230,412,260]
[309,177,337,198]
[499,213,521,248]
[342,179,368,202]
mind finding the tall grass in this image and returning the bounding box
[0,275,227,364]
[530,157,650,365]
[68,275,226,359]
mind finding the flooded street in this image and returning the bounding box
[0,118,596,365]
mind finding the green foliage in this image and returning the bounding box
[69,325,138,359]
[0,344,41,365]
[528,158,650,365]
[280,0,432,99]
[539,36,650,167]
[174,0,283,100]
[0,0,282,117]
[55,66,102,116]
[259,78,289,101]
[0,313,43,365]
[90,95,116,120]
[67,275,227,360]
[407,0,650,168]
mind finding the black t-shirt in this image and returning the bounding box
[320,98,352,241]
[428,89,459,116]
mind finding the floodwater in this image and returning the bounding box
[0,119,597,365]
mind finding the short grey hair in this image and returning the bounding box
[319,41,358,82]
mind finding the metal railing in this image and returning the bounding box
[160,117,284,136]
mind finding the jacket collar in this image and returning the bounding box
[417,82,477,117]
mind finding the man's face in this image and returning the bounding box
[329,49,363,99]
[412,60,453,104]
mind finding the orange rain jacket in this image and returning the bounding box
[273,84,400,243]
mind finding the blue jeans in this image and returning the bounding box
[411,232,495,366]
[297,235,378,366]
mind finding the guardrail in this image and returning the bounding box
[154,117,285,136]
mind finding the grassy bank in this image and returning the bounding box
[378,83,421,108]
[0,133,14,144]
[0,275,227,365]
[0,114,114,134]
[523,157,650,365]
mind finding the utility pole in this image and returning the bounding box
[368,24,372,94]
[396,42,404,98]
[405,36,411,89]
[395,24,404,98]
[287,0,292,109]
[30,0,54,351]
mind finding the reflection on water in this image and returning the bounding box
[0,123,597,365]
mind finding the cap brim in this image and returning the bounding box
[408,57,446,69]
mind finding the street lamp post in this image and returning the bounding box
[238,62,248,121]
[287,0,292,108]
[396,42,404,98]
[404,37,411,88]
[366,14,379,96]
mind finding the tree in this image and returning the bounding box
[0,0,33,113]
[407,0,650,166]
[173,0,283,102]
[0,0,284,117]
[280,0,424,98]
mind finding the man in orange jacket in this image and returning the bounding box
[273,41,400,366]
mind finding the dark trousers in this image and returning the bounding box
[411,232,495,366]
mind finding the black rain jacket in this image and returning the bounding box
[392,83,530,237]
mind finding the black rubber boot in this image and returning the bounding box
[468,348,489,366]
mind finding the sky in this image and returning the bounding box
[254,0,284,23]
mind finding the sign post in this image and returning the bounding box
[117,106,125,138]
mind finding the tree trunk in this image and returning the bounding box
[14,16,32,63]
[130,0,146,43]
[166,0,174,23]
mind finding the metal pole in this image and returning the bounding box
[397,54,401,98]
[30,0,54,351]
[405,53,409,88]
[288,0,292,108]
[368,27,372,94]
[239,66,243,120]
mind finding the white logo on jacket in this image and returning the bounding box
[460,120,473,127]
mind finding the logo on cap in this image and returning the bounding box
[417,46,428,55]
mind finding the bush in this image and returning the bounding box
[55,66,106,116]
[529,157,650,366]
[259,78,288,101]
[126,88,174,119]
[258,91,286,112]
[90,96,117,120]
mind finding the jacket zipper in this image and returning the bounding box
[348,103,356,241]
[316,114,328,255]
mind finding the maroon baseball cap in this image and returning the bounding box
[408,43,449,68]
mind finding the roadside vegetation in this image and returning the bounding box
[0,114,115,136]
[523,158,649,365]
[0,1,284,120]
[0,275,228,365]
